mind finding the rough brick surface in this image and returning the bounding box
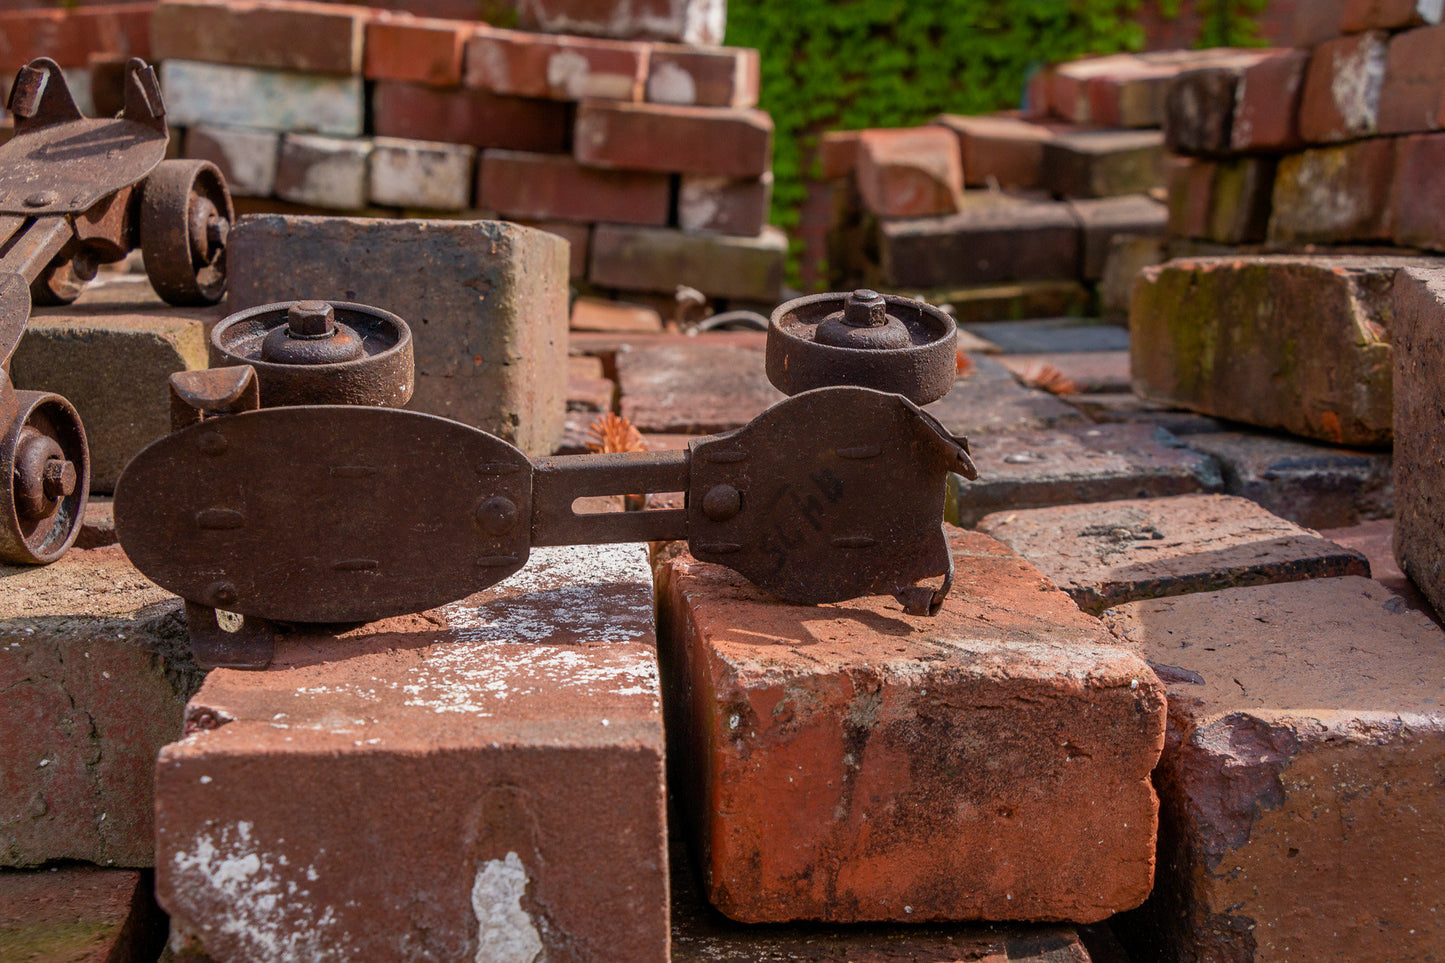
[646,44,759,108]
[1268,139,1396,243]
[227,215,567,454]
[924,354,1089,437]
[1040,129,1165,199]
[1341,0,1444,30]
[1298,31,1389,142]
[1177,430,1393,529]
[589,224,786,301]
[1167,155,1276,245]
[1231,49,1307,152]
[1069,194,1167,280]
[464,26,645,101]
[372,81,569,153]
[570,296,663,333]
[156,545,668,962]
[1100,234,1166,318]
[1378,24,1445,134]
[364,12,469,86]
[1294,0,1350,45]
[0,4,151,72]
[1131,257,1400,446]
[879,198,1080,289]
[274,133,371,210]
[1104,577,1445,963]
[1,546,200,868]
[934,113,1059,190]
[183,125,281,198]
[853,127,964,218]
[1392,266,1445,616]
[979,494,1369,614]
[520,219,590,278]
[16,279,217,492]
[617,340,782,433]
[0,866,167,961]
[946,423,1223,528]
[1321,518,1440,621]
[1391,133,1445,252]
[678,176,770,237]
[995,351,1132,393]
[478,149,670,226]
[515,0,725,45]
[151,0,369,74]
[574,101,773,178]
[160,59,364,137]
[658,529,1165,923]
[368,136,475,210]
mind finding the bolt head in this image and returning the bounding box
[23,190,58,208]
[476,496,519,536]
[843,289,888,328]
[287,301,335,339]
[41,458,76,500]
[702,484,742,522]
[207,581,239,607]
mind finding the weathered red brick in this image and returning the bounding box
[907,280,1091,327]
[163,59,364,136]
[1085,57,1186,128]
[0,866,167,960]
[678,175,770,237]
[1341,0,1444,31]
[1269,138,1396,243]
[645,43,759,109]
[1048,53,1150,124]
[363,12,469,86]
[273,132,370,210]
[879,197,1080,289]
[0,3,151,71]
[817,130,860,181]
[1163,54,1278,156]
[616,339,782,433]
[1167,155,1277,244]
[1392,133,1445,252]
[852,127,964,218]
[1040,128,1165,199]
[1293,0,1349,45]
[372,80,569,153]
[464,25,645,101]
[574,101,773,178]
[1,546,199,868]
[1231,48,1308,152]
[570,295,663,333]
[1104,577,1445,963]
[933,113,1059,190]
[156,545,669,961]
[1298,31,1389,142]
[1320,518,1440,620]
[183,125,280,198]
[478,148,670,225]
[979,494,1369,614]
[589,223,786,301]
[659,529,1166,923]
[1069,194,1167,280]
[1391,265,1445,615]
[1131,257,1399,447]
[369,136,476,210]
[515,0,724,45]
[151,0,369,74]
[1378,24,1445,135]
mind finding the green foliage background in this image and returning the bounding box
[724,0,1268,240]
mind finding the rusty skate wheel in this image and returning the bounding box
[765,290,957,405]
[140,159,233,306]
[29,252,98,307]
[0,390,88,565]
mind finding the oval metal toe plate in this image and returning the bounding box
[114,406,533,623]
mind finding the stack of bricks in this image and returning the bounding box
[0,2,156,124]
[139,0,784,308]
[817,48,1305,320]
[1159,0,1445,256]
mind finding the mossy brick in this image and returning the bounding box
[1103,578,1445,963]
[1168,156,1277,245]
[1298,31,1389,143]
[1269,139,1397,244]
[1130,256,1401,447]
[1177,429,1394,530]
[978,494,1369,615]
[160,60,364,137]
[1392,265,1445,616]
[371,81,570,153]
[150,0,370,75]
[946,423,1223,528]
[657,529,1166,923]
[226,215,567,455]
[14,279,218,493]
[1039,129,1165,199]
[878,198,1080,289]
[156,544,668,962]
[589,224,786,301]
[1,546,201,869]
[0,866,167,961]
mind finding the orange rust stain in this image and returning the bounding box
[1320,410,1343,443]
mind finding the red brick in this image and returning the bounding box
[151,0,369,74]
[1231,48,1308,152]
[1167,155,1276,244]
[0,867,166,960]
[1293,0,1349,45]
[878,197,1081,289]
[659,528,1166,923]
[1,546,198,868]
[478,148,670,226]
[156,545,669,961]
[363,12,469,86]
[1104,577,1445,963]
[979,493,1369,615]
[1392,132,1445,251]
[817,130,860,181]
[0,3,151,71]
[372,80,569,153]
[933,113,1058,190]
[1378,24,1445,135]
[1341,0,1444,30]
[575,100,773,178]
[464,25,645,101]
[645,43,759,109]
[1164,51,1284,157]
[1269,138,1396,243]
[1298,31,1389,143]
[1086,58,1186,128]
[1320,518,1440,621]
[678,175,770,236]
[515,0,724,45]
[1048,54,1147,123]
[73,2,153,64]
[570,296,663,333]
[852,127,964,218]
[993,350,1133,393]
